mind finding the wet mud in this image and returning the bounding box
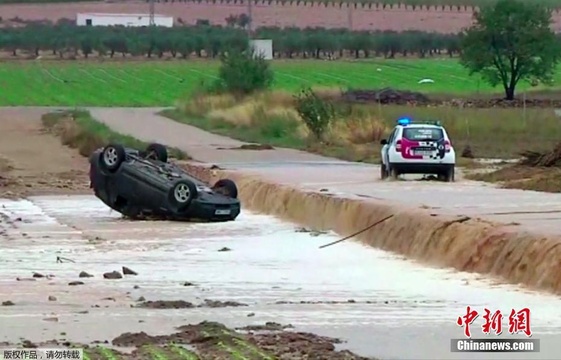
[136,299,248,309]
[0,109,89,198]
[182,163,561,296]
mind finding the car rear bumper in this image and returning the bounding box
[391,162,454,174]
[177,200,241,222]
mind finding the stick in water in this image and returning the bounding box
[319,214,394,249]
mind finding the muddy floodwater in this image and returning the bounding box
[1,195,560,359]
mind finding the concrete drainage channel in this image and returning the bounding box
[0,195,561,359]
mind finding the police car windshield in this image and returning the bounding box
[403,127,444,141]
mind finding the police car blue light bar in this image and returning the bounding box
[397,118,411,125]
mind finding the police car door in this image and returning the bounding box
[383,128,397,168]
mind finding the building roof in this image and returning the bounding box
[77,13,171,18]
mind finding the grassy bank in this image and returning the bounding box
[163,92,560,164]
[42,109,189,159]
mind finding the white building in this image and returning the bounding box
[249,39,273,60]
[76,13,174,27]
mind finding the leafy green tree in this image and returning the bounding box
[294,87,335,141]
[460,0,561,100]
[80,33,95,58]
[278,31,304,58]
[176,37,194,59]
[215,48,274,97]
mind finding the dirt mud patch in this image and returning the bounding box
[181,163,561,296]
[237,322,294,331]
[218,144,275,150]
[137,300,196,309]
[467,142,561,193]
[0,108,89,198]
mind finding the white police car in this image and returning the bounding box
[380,118,456,181]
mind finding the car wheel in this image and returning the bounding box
[212,178,238,199]
[444,166,455,182]
[168,180,197,210]
[380,163,388,180]
[101,144,126,173]
[145,143,168,163]
[389,163,399,180]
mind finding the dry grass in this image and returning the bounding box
[42,110,190,159]
[358,105,561,159]
[167,89,561,170]
[171,90,394,163]
[42,111,104,157]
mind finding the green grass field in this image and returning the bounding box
[2,59,558,107]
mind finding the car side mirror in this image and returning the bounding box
[380,139,388,145]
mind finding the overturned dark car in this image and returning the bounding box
[89,143,240,222]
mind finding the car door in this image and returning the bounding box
[383,128,397,168]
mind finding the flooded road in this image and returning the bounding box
[1,195,560,359]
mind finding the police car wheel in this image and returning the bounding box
[389,164,399,180]
[380,163,388,179]
[444,166,455,182]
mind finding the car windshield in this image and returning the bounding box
[403,127,444,141]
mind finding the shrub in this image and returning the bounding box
[294,87,335,140]
[250,106,300,140]
[215,49,274,97]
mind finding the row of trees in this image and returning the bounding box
[0,23,462,59]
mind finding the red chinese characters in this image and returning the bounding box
[457,307,532,338]
[508,308,532,337]
[457,306,479,338]
[481,308,503,335]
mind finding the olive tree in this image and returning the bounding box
[460,0,561,100]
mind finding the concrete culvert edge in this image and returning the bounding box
[182,163,561,296]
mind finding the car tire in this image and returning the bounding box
[101,144,126,173]
[380,163,388,180]
[168,179,197,211]
[444,166,455,182]
[389,163,399,180]
[145,143,168,163]
[212,179,238,199]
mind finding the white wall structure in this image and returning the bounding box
[76,13,174,27]
[249,39,273,60]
